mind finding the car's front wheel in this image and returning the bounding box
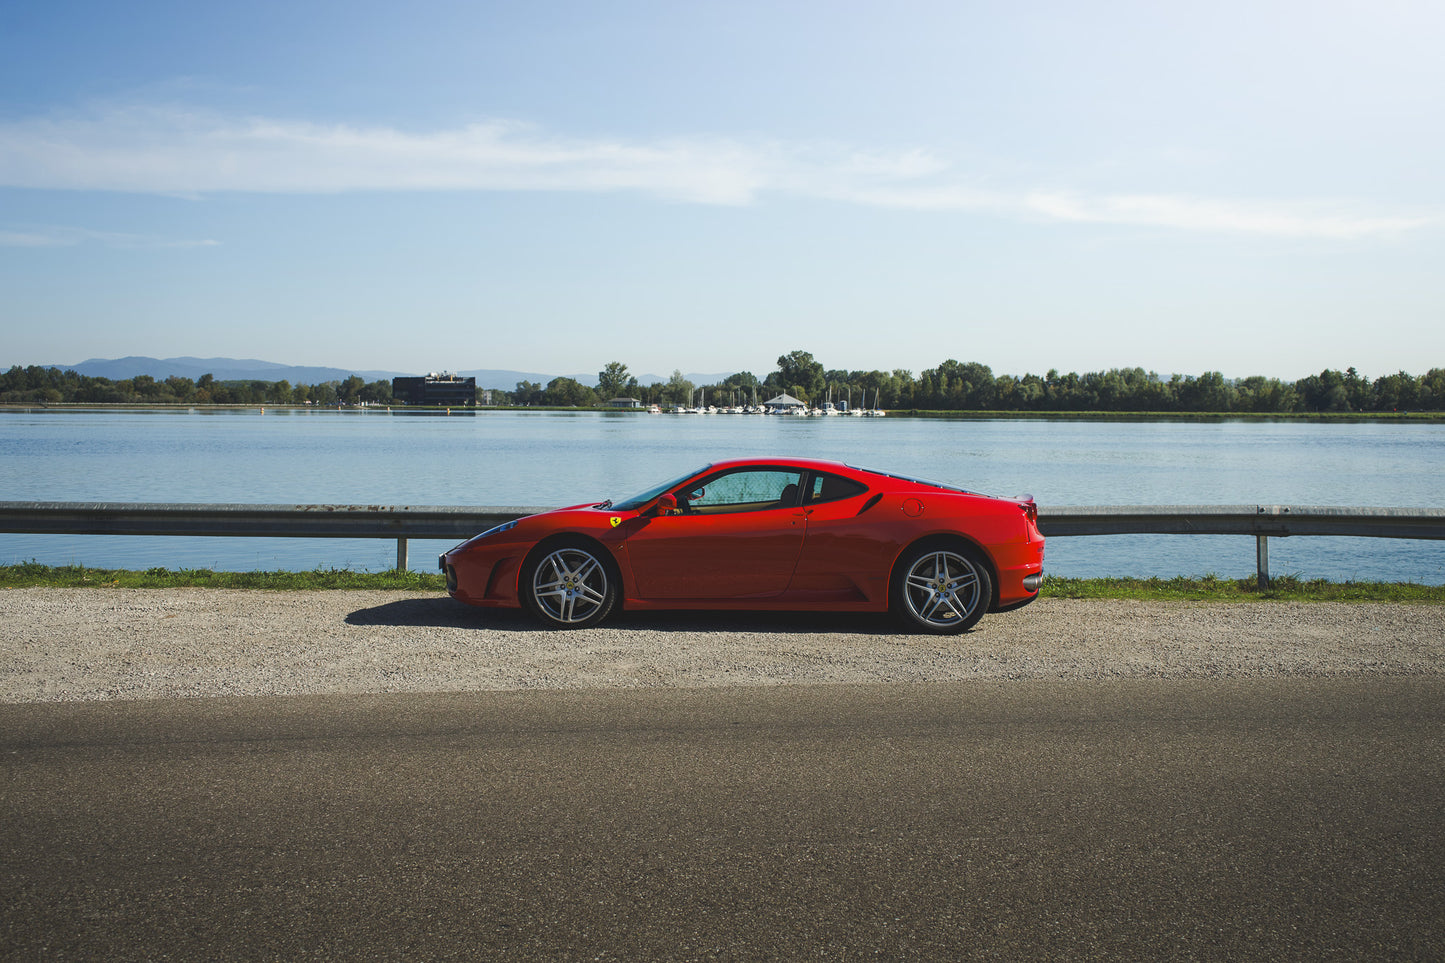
[520,538,618,628]
[892,542,992,634]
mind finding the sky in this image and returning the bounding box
[2,0,1442,382]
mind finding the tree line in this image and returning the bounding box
[0,368,394,407]
[5,352,1445,413]
[521,352,1445,413]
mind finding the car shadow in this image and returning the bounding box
[344,596,531,629]
[345,597,904,636]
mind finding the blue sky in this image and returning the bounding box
[2,0,1441,381]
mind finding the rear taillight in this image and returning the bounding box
[1019,498,1038,523]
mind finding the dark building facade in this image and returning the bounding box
[391,373,477,406]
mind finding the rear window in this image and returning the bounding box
[806,472,869,504]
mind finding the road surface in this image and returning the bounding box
[4,677,1442,960]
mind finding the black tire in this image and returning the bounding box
[519,538,618,628]
[891,541,992,634]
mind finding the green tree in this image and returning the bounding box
[1175,371,1234,412]
[1343,367,1370,411]
[1016,374,1046,409]
[1419,369,1445,410]
[597,361,638,400]
[164,375,196,402]
[1297,369,1350,412]
[337,375,365,405]
[773,349,825,402]
[359,380,393,405]
[544,377,597,407]
[662,370,694,407]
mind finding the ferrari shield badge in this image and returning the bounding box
[610,517,622,528]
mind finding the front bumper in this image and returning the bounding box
[440,547,524,609]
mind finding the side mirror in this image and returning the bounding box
[653,493,678,515]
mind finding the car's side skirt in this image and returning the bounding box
[619,597,889,613]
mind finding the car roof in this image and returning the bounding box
[705,456,851,473]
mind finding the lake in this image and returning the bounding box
[2,407,1443,583]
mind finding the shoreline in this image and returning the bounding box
[5,401,1444,422]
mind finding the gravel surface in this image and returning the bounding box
[2,588,1442,703]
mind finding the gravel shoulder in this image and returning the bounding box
[2,588,1442,703]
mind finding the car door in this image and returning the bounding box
[784,470,894,603]
[623,467,806,599]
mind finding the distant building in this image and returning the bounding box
[392,373,477,407]
[607,397,643,408]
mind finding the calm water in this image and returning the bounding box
[2,407,1443,583]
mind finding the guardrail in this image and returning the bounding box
[1037,505,1445,587]
[0,502,546,574]
[2,502,1443,587]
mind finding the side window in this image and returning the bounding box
[807,472,868,504]
[682,469,803,513]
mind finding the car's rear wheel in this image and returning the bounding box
[892,542,992,634]
[520,538,618,628]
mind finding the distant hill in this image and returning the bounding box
[51,356,401,384]
[41,357,736,390]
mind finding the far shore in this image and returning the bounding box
[4,402,1444,423]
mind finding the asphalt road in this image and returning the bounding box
[3,678,1443,961]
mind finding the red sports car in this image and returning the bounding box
[441,458,1044,633]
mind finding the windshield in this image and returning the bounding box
[848,464,972,494]
[611,464,711,511]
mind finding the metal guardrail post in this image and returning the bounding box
[1255,505,1271,589]
[397,537,408,572]
[1256,535,1270,590]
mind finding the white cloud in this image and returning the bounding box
[0,230,68,247]
[1025,191,1430,240]
[0,107,769,204]
[0,105,1432,240]
[0,225,220,248]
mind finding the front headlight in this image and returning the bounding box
[448,519,520,555]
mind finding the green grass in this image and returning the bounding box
[3,563,1442,602]
[0,562,446,591]
[1044,574,1445,603]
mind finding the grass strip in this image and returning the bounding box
[2,563,1442,602]
[0,562,446,591]
[1044,574,1445,603]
